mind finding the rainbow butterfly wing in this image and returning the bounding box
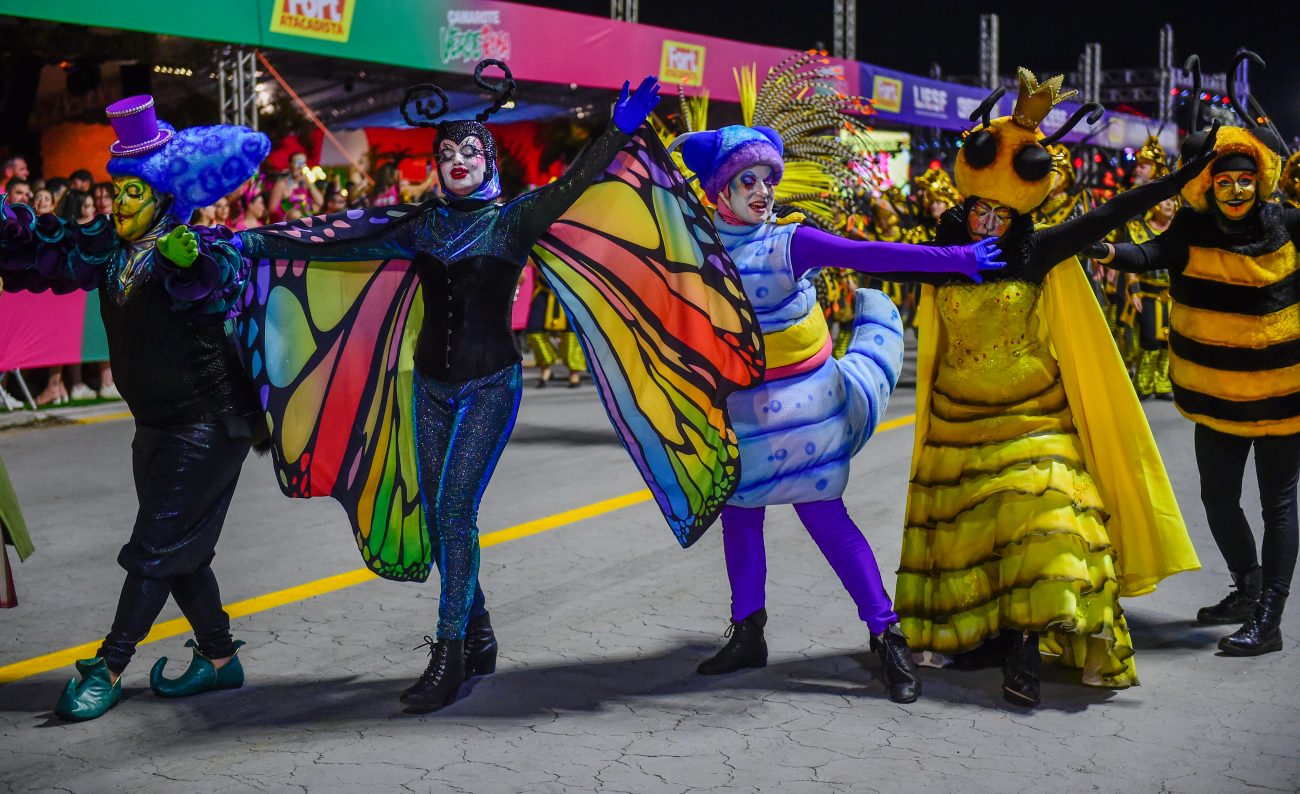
[237,253,431,582]
[532,132,764,547]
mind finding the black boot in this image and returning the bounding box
[1198,567,1262,625]
[1002,631,1041,707]
[464,612,498,678]
[697,609,767,675]
[870,624,921,703]
[1219,588,1287,656]
[401,637,465,713]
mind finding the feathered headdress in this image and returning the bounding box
[666,51,880,231]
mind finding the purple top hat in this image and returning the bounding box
[106,95,173,157]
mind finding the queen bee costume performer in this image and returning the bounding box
[670,54,1005,703]
[1095,52,1300,657]
[1,96,269,720]
[895,68,1209,706]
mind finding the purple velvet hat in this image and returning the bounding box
[106,95,173,157]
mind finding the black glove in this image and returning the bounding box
[1169,120,1221,190]
[1083,241,1110,260]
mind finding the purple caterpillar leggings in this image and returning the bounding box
[721,499,898,634]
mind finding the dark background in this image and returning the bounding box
[534,0,1298,140]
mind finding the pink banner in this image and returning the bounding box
[432,2,862,103]
[0,291,93,371]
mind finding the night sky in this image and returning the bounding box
[534,0,1298,140]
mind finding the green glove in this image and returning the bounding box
[158,225,199,269]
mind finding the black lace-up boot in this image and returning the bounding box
[1198,567,1263,625]
[401,637,465,712]
[1002,631,1041,707]
[1219,588,1287,656]
[870,624,921,703]
[697,609,768,675]
[464,612,498,677]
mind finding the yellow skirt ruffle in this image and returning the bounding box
[897,379,1138,688]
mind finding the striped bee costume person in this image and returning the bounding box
[1098,52,1300,657]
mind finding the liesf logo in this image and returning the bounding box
[270,0,355,43]
[872,75,903,113]
[440,9,512,64]
[913,85,948,116]
[659,40,706,87]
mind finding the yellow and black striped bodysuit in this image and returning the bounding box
[1109,203,1300,436]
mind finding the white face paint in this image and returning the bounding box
[437,135,488,196]
[719,165,775,224]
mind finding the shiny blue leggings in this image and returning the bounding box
[413,364,522,639]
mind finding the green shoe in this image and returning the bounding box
[54,657,122,722]
[150,640,246,698]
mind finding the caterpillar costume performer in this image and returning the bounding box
[0,96,269,721]
[231,62,763,712]
[895,68,1208,707]
[670,55,1005,703]
[1096,53,1300,657]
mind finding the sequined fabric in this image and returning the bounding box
[413,364,522,639]
[897,280,1138,687]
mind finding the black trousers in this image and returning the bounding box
[1136,298,1167,351]
[1194,424,1300,595]
[97,421,250,673]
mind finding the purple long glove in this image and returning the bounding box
[790,225,1005,282]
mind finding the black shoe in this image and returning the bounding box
[401,637,465,713]
[1219,588,1287,657]
[950,632,1013,671]
[1198,567,1262,625]
[1155,391,1175,401]
[464,612,498,678]
[870,624,921,703]
[696,609,767,675]
[1002,631,1041,707]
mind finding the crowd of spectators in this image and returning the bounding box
[1,147,450,410]
[2,155,117,409]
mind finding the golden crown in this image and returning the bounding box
[1012,68,1076,130]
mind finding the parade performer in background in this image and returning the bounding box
[523,259,586,387]
[0,96,269,720]
[894,68,1211,706]
[671,54,1005,703]
[1115,191,1179,400]
[232,61,763,712]
[0,452,31,609]
[1092,53,1300,656]
[1281,150,1300,209]
[1032,143,1105,305]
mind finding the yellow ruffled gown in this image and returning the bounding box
[896,270,1199,688]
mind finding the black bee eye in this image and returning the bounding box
[964,131,998,168]
[1014,145,1053,182]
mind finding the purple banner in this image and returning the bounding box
[859,64,1178,153]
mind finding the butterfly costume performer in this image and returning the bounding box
[667,54,1006,703]
[1094,53,1300,657]
[0,96,269,721]
[895,69,1209,707]
[232,61,763,712]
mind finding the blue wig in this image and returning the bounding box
[107,123,271,223]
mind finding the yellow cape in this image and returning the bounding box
[910,262,1199,597]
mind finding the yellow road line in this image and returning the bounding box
[72,410,134,425]
[0,491,653,685]
[0,414,914,685]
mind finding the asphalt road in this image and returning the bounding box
[1,373,1297,793]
